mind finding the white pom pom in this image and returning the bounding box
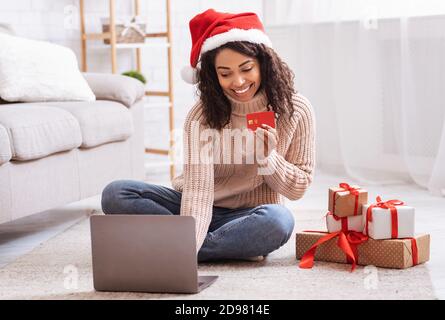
[181,65,198,84]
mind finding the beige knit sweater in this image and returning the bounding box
[172,90,316,250]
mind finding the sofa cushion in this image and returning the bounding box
[0,124,12,164]
[0,104,82,161]
[0,33,95,103]
[82,73,145,108]
[43,100,134,148]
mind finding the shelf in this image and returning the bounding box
[84,32,168,41]
[144,101,172,108]
[88,42,170,50]
[79,0,176,182]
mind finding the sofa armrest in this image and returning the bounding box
[82,72,145,108]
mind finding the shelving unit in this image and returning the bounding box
[79,0,176,181]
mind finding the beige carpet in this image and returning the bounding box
[0,212,436,300]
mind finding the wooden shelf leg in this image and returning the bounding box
[135,0,142,72]
[109,0,117,73]
[166,0,175,181]
[79,0,87,72]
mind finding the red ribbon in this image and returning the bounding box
[326,211,349,232]
[365,196,404,239]
[332,182,361,216]
[411,238,418,266]
[299,230,368,271]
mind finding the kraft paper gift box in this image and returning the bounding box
[326,212,364,233]
[295,232,430,269]
[328,183,368,217]
[362,199,415,240]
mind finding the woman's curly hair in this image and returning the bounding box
[197,41,297,130]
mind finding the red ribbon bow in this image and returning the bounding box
[299,230,369,271]
[365,196,404,239]
[333,183,361,216]
[339,182,361,195]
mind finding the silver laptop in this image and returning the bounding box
[90,215,218,294]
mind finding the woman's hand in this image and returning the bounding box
[254,124,278,162]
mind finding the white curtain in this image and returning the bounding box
[264,0,445,197]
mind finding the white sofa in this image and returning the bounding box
[0,73,145,223]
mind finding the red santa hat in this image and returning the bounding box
[181,9,273,84]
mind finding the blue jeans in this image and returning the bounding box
[101,180,294,262]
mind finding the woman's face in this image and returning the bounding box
[214,48,261,102]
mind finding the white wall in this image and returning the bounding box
[0,0,263,173]
[264,0,445,25]
[265,10,445,187]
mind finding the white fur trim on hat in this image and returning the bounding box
[181,65,198,84]
[200,28,272,57]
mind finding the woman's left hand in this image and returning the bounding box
[254,124,278,161]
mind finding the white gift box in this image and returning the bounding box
[362,204,415,239]
[326,212,364,233]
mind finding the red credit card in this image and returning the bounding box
[246,111,276,131]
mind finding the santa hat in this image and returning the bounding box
[181,9,273,84]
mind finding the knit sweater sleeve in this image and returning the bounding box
[258,94,316,200]
[180,103,215,251]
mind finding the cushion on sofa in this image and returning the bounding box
[82,73,145,108]
[0,33,95,103]
[0,104,82,161]
[43,100,134,148]
[0,124,12,164]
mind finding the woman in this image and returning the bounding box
[101,9,315,262]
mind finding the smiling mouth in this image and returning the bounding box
[232,84,253,95]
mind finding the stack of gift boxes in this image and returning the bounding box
[295,183,430,270]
